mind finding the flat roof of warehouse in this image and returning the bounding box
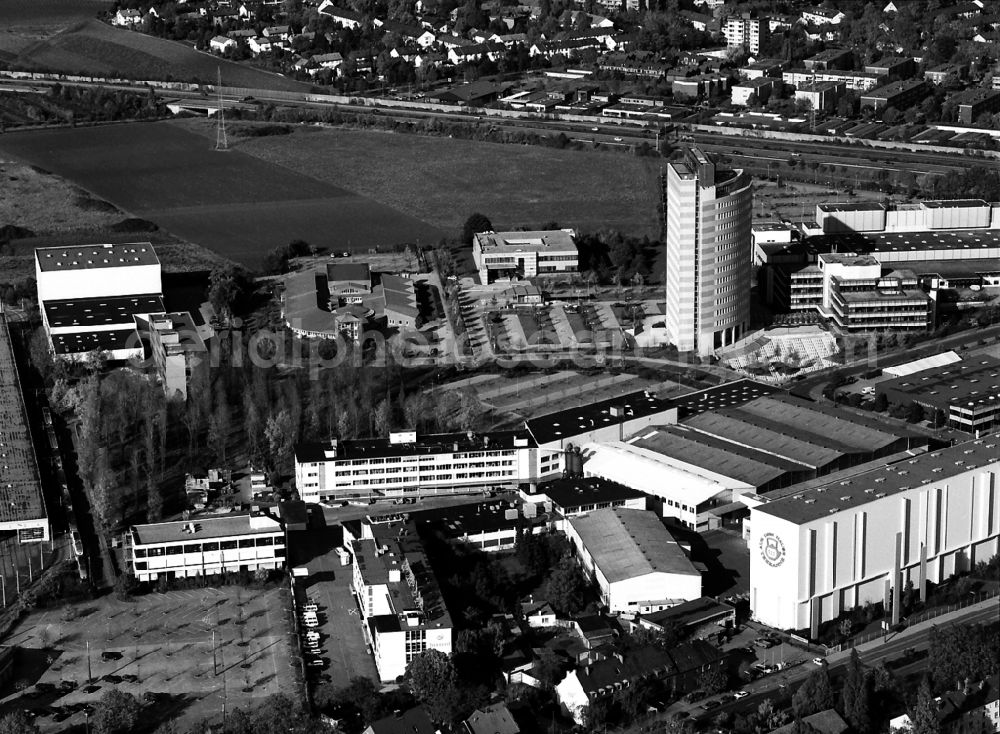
[35,243,159,272]
[0,316,46,526]
[526,390,677,445]
[878,356,1000,408]
[670,379,777,419]
[754,439,997,524]
[43,294,165,328]
[50,328,140,355]
[807,228,1000,253]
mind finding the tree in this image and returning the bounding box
[0,711,40,734]
[114,573,139,601]
[907,401,925,423]
[264,410,295,471]
[406,650,461,723]
[92,689,141,734]
[544,554,587,615]
[841,649,873,734]
[208,264,239,322]
[793,666,835,716]
[909,678,941,734]
[462,212,493,245]
[697,666,727,695]
[872,392,888,412]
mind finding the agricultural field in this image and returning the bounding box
[177,118,663,238]
[0,121,444,268]
[6,19,310,91]
[0,0,108,59]
[0,584,298,732]
[0,156,235,283]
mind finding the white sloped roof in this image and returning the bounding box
[883,350,961,377]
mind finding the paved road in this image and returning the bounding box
[652,598,1000,733]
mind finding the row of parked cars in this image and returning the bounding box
[299,600,327,671]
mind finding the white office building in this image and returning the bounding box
[35,243,163,361]
[346,518,452,681]
[472,229,578,284]
[294,430,563,503]
[665,148,753,356]
[747,439,1000,636]
[564,508,702,613]
[127,511,286,582]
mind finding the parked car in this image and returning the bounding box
[701,700,721,711]
[683,690,707,703]
[301,604,319,613]
[100,651,123,662]
[812,657,826,666]
[301,618,319,628]
[733,691,749,699]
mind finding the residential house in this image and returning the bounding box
[680,10,716,32]
[262,25,290,40]
[248,36,273,54]
[436,33,472,48]
[465,704,520,734]
[448,42,504,65]
[800,7,845,25]
[521,598,557,628]
[317,1,365,29]
[773,710,849,734]
[377,20,437,47]
[113,8,143,26]
[210,35,237,53]
[556,640,726,725]
[363,708,437,734]
[311,52,344,71]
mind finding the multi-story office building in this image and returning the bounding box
[127,510,286,582]
[472,230,578,284]
[294,430,563,502]
[747,439,1000,636]
[665,148,753,356]
[35,243,163,361]
[818,253,933,332]
[723,13,768,55]
[147,311,209,401]
[346,517,452,681]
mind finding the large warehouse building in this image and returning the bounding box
[0,313,49,543]
[35,243,163,361]
[747,439,1000,636]
[565,508,702,613]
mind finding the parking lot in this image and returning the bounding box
[0,585,298,731]
[291,526,380,690]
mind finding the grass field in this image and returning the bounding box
[0,121,445,268]
[182,120,664,238]
[9,19,311,91]
[1,585,298,732]
[0,0,108,58]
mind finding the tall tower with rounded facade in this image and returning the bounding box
[665,148,753,357]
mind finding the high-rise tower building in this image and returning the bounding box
[665,148,753,356]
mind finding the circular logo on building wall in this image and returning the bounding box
[759,533,786,567]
